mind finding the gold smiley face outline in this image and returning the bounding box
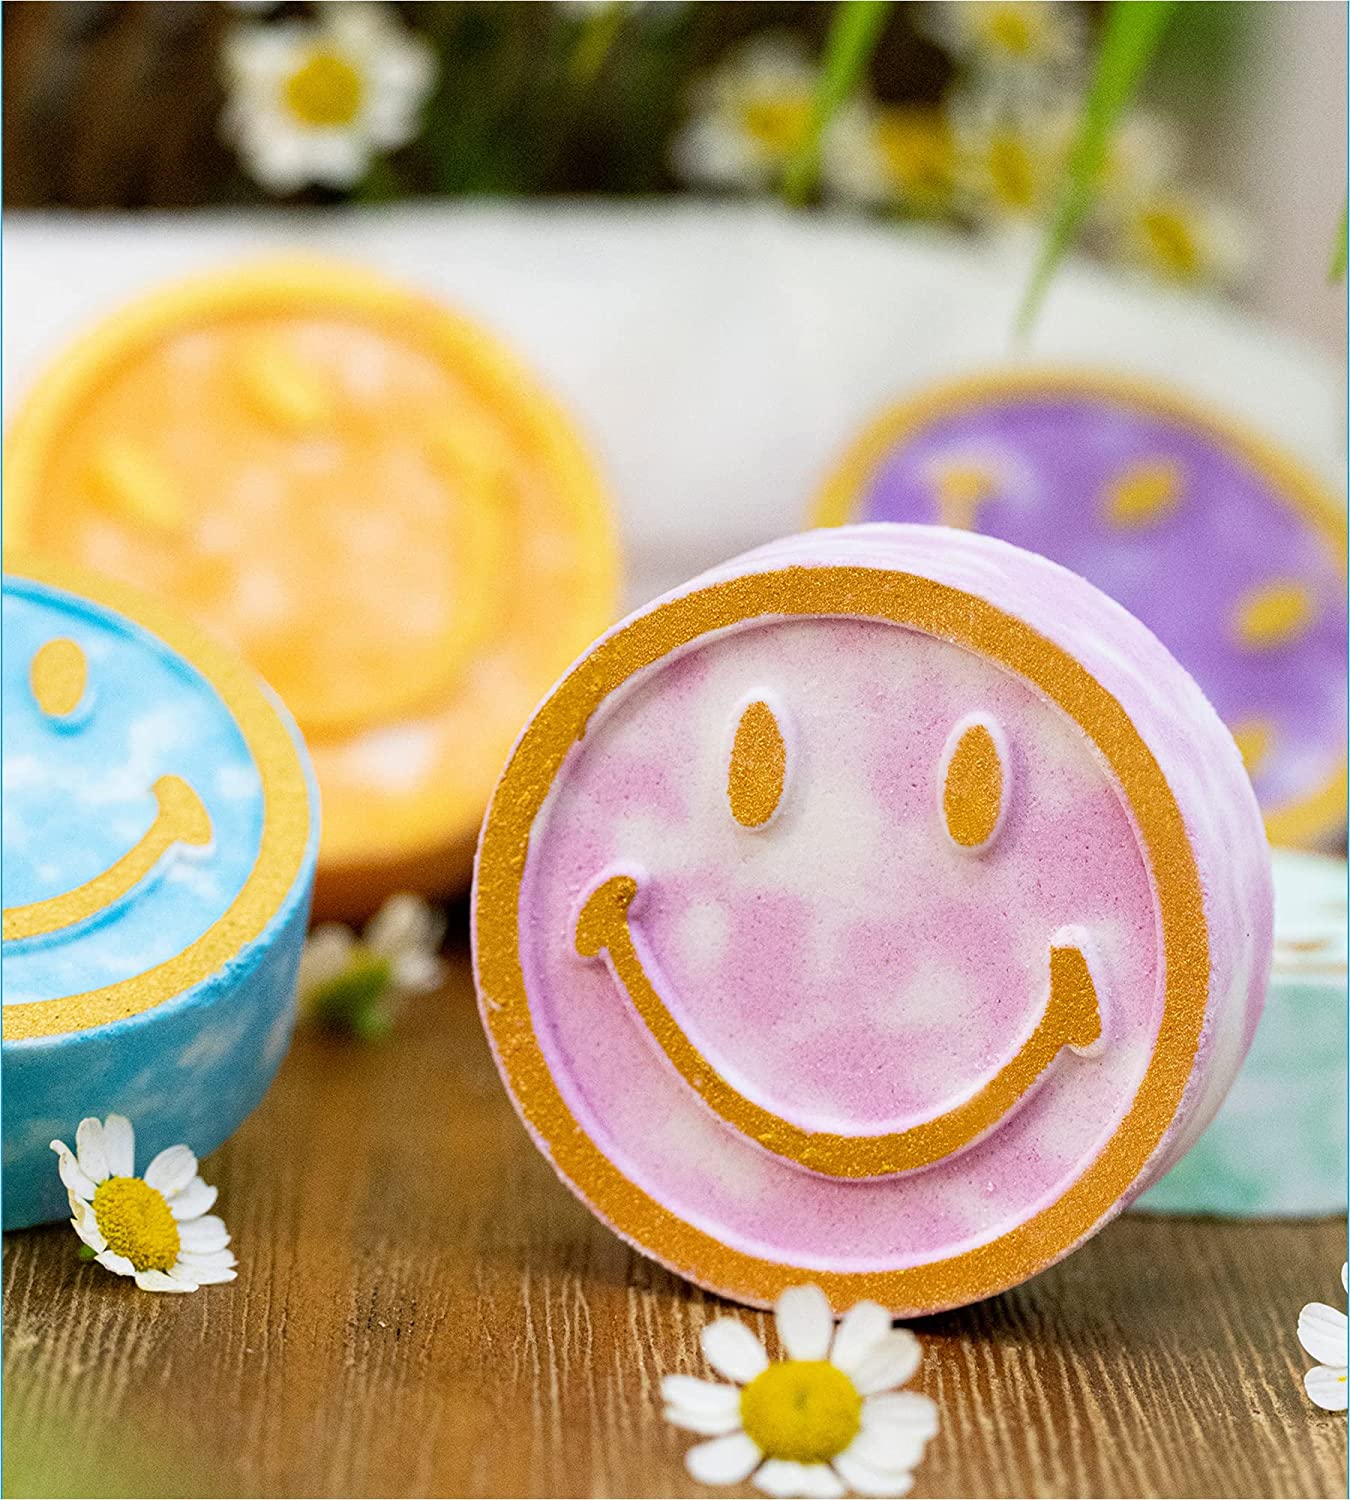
[475,565,1209,1312]
[813,368,1349,850]
[4,637,215,944]
[2,553,313,1042]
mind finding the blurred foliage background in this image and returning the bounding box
[2,0,1241,206]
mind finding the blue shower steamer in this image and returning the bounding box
[1139,848,1346,1217]
[2,557,319,1228]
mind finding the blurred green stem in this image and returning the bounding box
[783,0,892,205]
[569,3,629,89]
[1017,0,1175,337]
[1331,199,1347,283]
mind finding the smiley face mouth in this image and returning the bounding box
[575,871,1103,1179]
[3,775,213,943]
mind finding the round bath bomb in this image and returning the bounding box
[473,523,1273,1314]
[1139,848,1346,1217]
[3,259,619,918]
[816,370,1347,849]
[2,556,318,1229]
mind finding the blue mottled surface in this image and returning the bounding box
[2,572,319,1228]
[1140,850,1346,1217]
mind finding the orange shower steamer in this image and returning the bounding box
[4,260,619,918]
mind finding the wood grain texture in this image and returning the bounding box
[4,945,1346,1499]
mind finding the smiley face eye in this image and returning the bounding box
[941,714,1008,852]
[728,700,787,829]
[31,637,89,721]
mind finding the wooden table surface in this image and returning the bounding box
[5,939,1346,1500]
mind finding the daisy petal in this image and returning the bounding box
[175,1258,236,1286]
[100,1114,135,1178]
[50,1142,98,1201]
[167,1176,218,1221]
[69,1199,107,1253]
[754,1459,811,1497]
[686,1431,763,1486]
[1297,1304,1348,1368]
[177,1215,230,1253]
[94,1250,135,1278]
[75,1118,110,1183]
[851,1329,922,1395]
[848,1422,929,1474]
[664,1403,745,1437]
[702,1318,770,1385]
[799,1464,847,1498]
[662,1374,740,1410]
[834,1449,916,1497]
[862,1391,940,1438]
[144,1144,197,1195]
[1304,1364,1349,1411]
[135,1268,196,1293]
[776,1284,834,1362]
[1342,1263,1347,1294]
[831,1300,893,1376]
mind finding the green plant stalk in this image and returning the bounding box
[1017,0,1176,336]
[1331,199,1347,283]
[783,0,893,205]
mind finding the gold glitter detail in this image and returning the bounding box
[475,565,1210,1312]
[934,464,997,529]
[1231,718,1275,777]
[1103,460,1181,529]
[740,1362,861,1463]
[88,438,185,534]
[943,721,1004,849]
[30,636,87,718]
[1233,580,1316,650]
[728,700,786,828]
[234,336,335,433]
[575,872,1100,1176]
[92,1176,181,1272]
[813,369,1347,850]
[4,775,212,941]
[3,553,313,1041]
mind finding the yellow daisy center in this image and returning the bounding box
[982,6,1039,59]
[1138,205,1202,280]
[876,110,954,201]
[739,96,812,158]
[987,131,1038,212]
[283,48,365,129]
[740,1360,863,1464]
[92,1177,181,1273]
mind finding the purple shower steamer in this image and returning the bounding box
[817,370,1346,848]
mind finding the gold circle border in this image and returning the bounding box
[2,258,620,871]
[3,552,314,1042]
[813,367,1348,850]
[476,565,1210,1313]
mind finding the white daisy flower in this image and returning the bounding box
[1299,1263,1348,1412]
[1110,187,1252,290]
[671,35,822,193]
[823,103,956,216]
[920,1,1084,79]
[50,1114,235,1294]
[299,892,448,1038]
[948,83,1072,226]
[663,1284,939,1498]
[221,2,436,195]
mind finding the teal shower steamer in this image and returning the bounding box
[2,556,319,1229]
[1140,848,1346,1217]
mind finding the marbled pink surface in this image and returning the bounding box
[482,525,1273,1291]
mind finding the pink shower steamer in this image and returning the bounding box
[473,523,1272,1315]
